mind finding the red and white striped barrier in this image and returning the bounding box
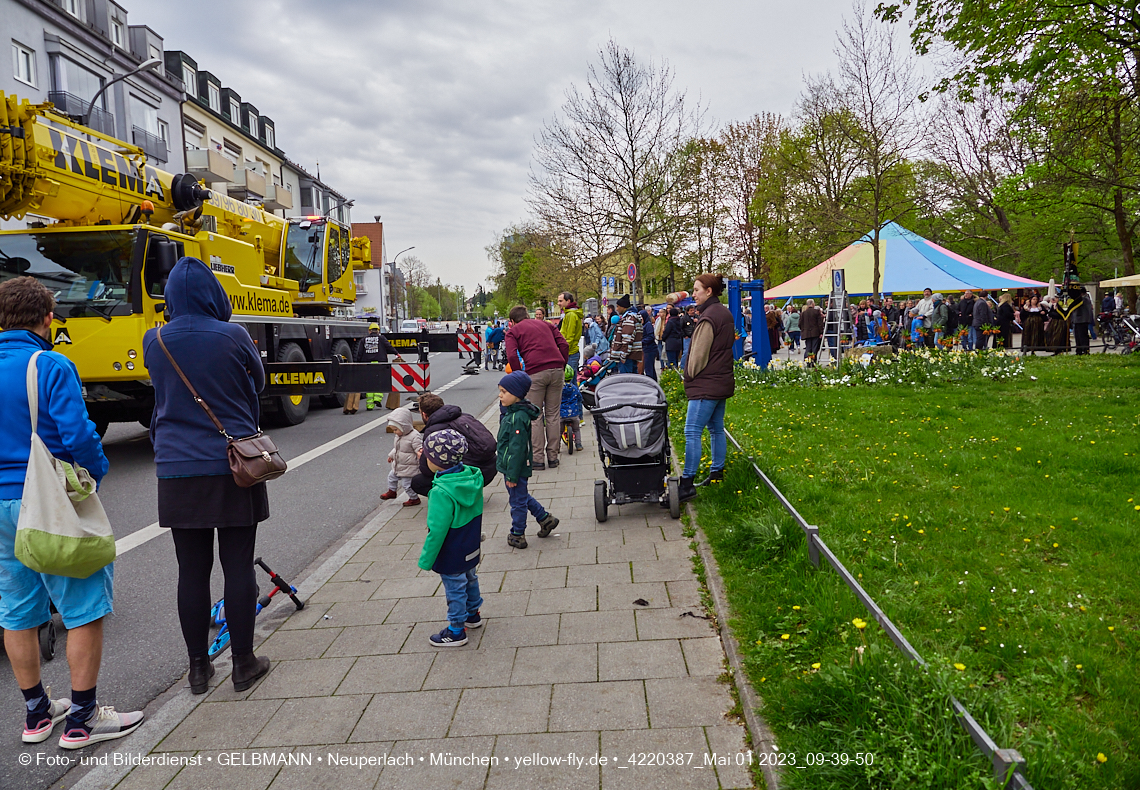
[457,332,481,354]
[391,362,430,392]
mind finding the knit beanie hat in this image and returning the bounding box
[423,428,467,470]
[499,370,531,400]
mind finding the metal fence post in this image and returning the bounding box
[805,524,820,567]
[994,749,1027,788]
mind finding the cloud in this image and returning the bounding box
[134,0,855,294]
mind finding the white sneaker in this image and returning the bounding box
[58,704,144,749]
[22,690,70,743]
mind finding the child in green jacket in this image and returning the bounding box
[497,372,559,549]
[418,429,485,647]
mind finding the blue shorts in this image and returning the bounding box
[0,499,114,631]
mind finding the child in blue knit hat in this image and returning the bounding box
[497,372,558,549]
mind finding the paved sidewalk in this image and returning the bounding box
[103,406,752,790]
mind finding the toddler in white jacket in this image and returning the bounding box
[381,407,423,506]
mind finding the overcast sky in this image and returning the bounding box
[136,0,867,294]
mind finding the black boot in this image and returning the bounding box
[188,655,215,695]
[231,653,271,692]
[696,469,724,487]
[678,476,697,502]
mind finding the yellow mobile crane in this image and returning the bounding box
[0,91,389,430]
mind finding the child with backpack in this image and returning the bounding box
[497,372,558,549]
[418,429,485,647]
[559,365,583,453]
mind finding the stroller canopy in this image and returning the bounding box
[592,374,668,459]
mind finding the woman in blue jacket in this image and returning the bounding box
[143,258,271,695]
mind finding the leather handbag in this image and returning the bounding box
[156,327,287,487]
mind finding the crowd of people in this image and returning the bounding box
[758,286,1113,357]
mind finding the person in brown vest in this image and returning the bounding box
[679,273,735,501]
[799,299,825,361]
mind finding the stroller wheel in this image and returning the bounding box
[38,618,57,662]
[594,480,608,523]
[667,478,681,520]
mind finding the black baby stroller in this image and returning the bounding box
[587,374,682,521]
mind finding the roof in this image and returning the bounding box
[765,223,1048,299]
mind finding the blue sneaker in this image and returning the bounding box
[430,627,468,647]
[465,612,484,629]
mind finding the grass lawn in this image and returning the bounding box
[662,354,1139,789]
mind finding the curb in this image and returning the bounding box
[687,502,782,790]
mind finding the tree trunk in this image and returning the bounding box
[1111,104,1137,311]
[872,228,882,299]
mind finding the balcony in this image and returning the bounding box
[227,164,265,200]
[186,148,234,184]
[131,126,168,164]
[262,183,293,211]
[47,91,115,137]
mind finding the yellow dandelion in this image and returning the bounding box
[780,633,790,640]
[811,662,821,669]
[979,626,986,631]
[1003,507,1010,512]
[1108,626,1115,632]
[792,605,801,610]
[953,663,966,671]
[1097,753,1107,763]
[918,529,924,534]
[1023,538,1031,543]
[1076,664,1083,670]
[1053,543,1059,548]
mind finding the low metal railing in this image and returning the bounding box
[724,427,1033,789]
[47,91,114,137]
[131,126,168,164]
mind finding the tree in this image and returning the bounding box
[529,40,702,306]
[831,2,924,297]
[400,255,432,318]
[720,114,784,280]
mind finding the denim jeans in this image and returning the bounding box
[618,359,637,374]
[966,326,978,351]
[642,345,658,381]
[439,569,482,630]
[507,478,547,534]
[683,398,727,478]
[567,352,580,373]
[680,337,691,369]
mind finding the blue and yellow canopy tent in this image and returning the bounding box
[764,223,1047,299]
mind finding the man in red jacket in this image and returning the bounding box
[505,305,569,470]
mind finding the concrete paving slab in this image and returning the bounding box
[377,736,495,789]
[597,582,670,611]
[549,680,647,732]
[654,539,695,560]
[536,547,598,568]
[336,653,434,694]
[250,694,371,747]
[634,608,716,640]
[500,566,568,592]
[632,559,698,584]
[511,643,598,686]
[645,677,733,728]
[478,614,560,648]
[370,576,441,599]
[526,585,597,615]
[164,749,284,790]
[599,640,688,681]
[313,599,397,628]
[270,743,392,789]
[308,579,383,603]
[278,601,333,631]
[449,684,552,736]
[595,542,659,564]
[349,690,461,742]
[681,637,726,677]
[385,595,452,623]
[159,699,281,751]
[480,551,541,572]
[109,761,181,790]
[251,657,356,699]
[486,731,602,790]
[566,563,632,588]
[599,728,717,789]
[421,647,517,690]
[258,627,341,660]
[665,580,703,609]
[566,530,625,549]
[558,610,636,644]
[324,623,414,657]
[328,561,372,583]
[704,724,754,789]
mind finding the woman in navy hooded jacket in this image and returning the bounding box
[143,258,271,694]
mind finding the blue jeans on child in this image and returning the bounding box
[439,569,482,630]
[683,398,727,478]
[507,478,547,534]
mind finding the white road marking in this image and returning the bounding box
[115,368,475,556]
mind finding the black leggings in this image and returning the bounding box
[171,526,258,658]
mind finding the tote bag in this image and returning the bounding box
[15,351,116,579]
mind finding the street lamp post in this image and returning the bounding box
[388,246,414,329]
[81,56,163,130]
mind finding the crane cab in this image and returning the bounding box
[283,216,356,315]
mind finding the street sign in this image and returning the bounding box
[627,264,637,282]
[607,276,615,289]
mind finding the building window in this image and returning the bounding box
[222,139,241,164]
[209,137,222,153]
[229,98,239,124]
[248,114,258,139]
[181,63,196,94]
[158,119,169,143]
[111,19,125,49]
[207,83,220,113]
[12,43,36,87]
[129,94,158,134]
[300,187,313,209]
[61,0,81,19]
[148,44,162,62]
[265,125,274,149]
[51,55,104,106]
[183,122,203,150]
[354,272,367,294]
